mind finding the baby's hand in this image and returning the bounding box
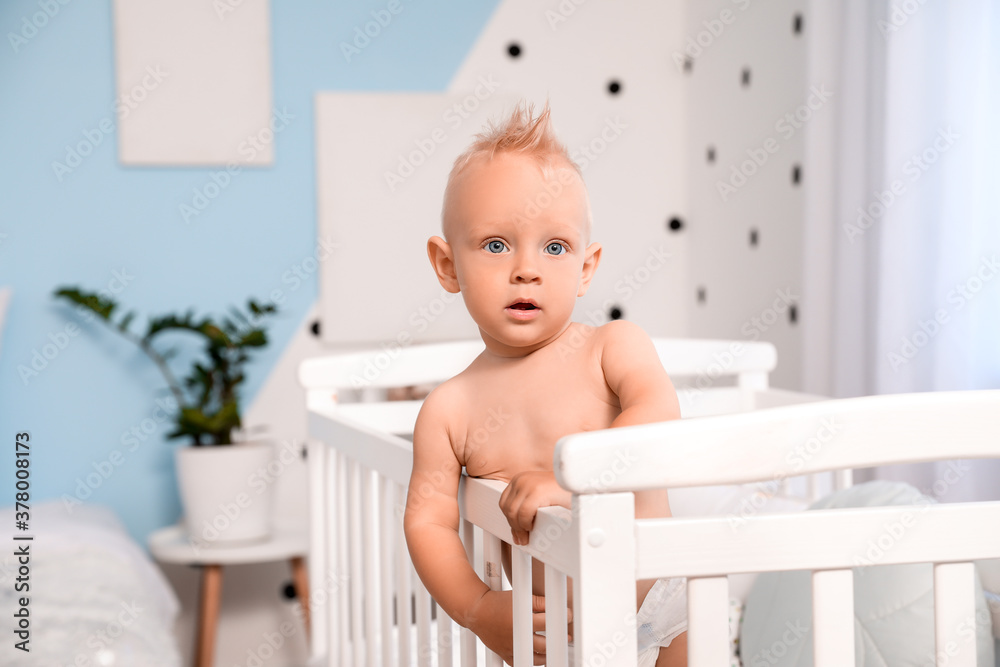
[499,471,573,546]
[467,589,570,665]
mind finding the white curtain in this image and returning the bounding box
[808,0,1000,500]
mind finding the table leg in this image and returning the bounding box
[290,556,311,642]
[195,564,223,667]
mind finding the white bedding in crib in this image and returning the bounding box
[0,501,182,667]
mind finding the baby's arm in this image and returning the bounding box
[403,386,547,664]
[599,319,682,605]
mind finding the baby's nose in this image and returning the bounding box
[512,257,541,282]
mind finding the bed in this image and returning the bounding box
[0,500,183,667]
[298,338,1000,666]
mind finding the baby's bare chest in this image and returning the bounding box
[455,358,621,480]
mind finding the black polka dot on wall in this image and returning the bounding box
[609,305,624,320]
[507,42,522,58]
[741,68,751,87]
[683,57,693,73]
[793,13,803,34]
[789,304,798,324]
[749,229,759,247]
[607,80,622,95]
[792,164,802,185]
[282,582,297,600]
[697,287,706,304]
[310,320,321,336]
[707,146,716,164]
[667,216,684,232]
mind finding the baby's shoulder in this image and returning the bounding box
[588,318,651,352]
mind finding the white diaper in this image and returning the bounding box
[560,577,688,666]
[636,576,688,666]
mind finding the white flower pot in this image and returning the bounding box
[175,441,274,546]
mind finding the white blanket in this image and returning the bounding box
[0,501,181,667]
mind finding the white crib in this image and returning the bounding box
[298,337,1000,667]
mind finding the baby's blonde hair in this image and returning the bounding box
[448,99,579,181]
[442,100,591,240]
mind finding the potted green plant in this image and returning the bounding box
[53,287,280,545]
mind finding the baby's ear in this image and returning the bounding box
[427,236,461,293]
[577,242,602,297]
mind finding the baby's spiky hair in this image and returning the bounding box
[448,100,579,181]
[442,100,590,240]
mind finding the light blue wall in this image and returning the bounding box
[0,0,500,543]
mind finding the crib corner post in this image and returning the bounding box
[571,492,638,667]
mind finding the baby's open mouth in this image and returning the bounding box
[507,300,539,310]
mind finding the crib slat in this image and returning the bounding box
[363,467,379,667]
[483,533,504,667]
[349,459,365,667]
[934,562,977,667]
[572,493,636,667]
[380,477,396,667]
[415,577,433,667]
[812,569,854,667]
[437,605,454,667]
[396,484,413,667]
[512,548,533,666]
[336,452,351,667]
[835,469,853,490]
[308,440,329,662]
[460,520,478,666]
[544,565,568,667]
[687,576,729,666]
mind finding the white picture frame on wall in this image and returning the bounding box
[112,0,273,166]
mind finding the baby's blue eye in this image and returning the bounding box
[486,240,507,254]
[546,242,566,256]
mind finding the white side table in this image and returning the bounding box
[148,525,310,667]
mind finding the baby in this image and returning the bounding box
[403,101,688,667]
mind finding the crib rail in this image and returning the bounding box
[552,388,1000,667]
[555,389,1000,492]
